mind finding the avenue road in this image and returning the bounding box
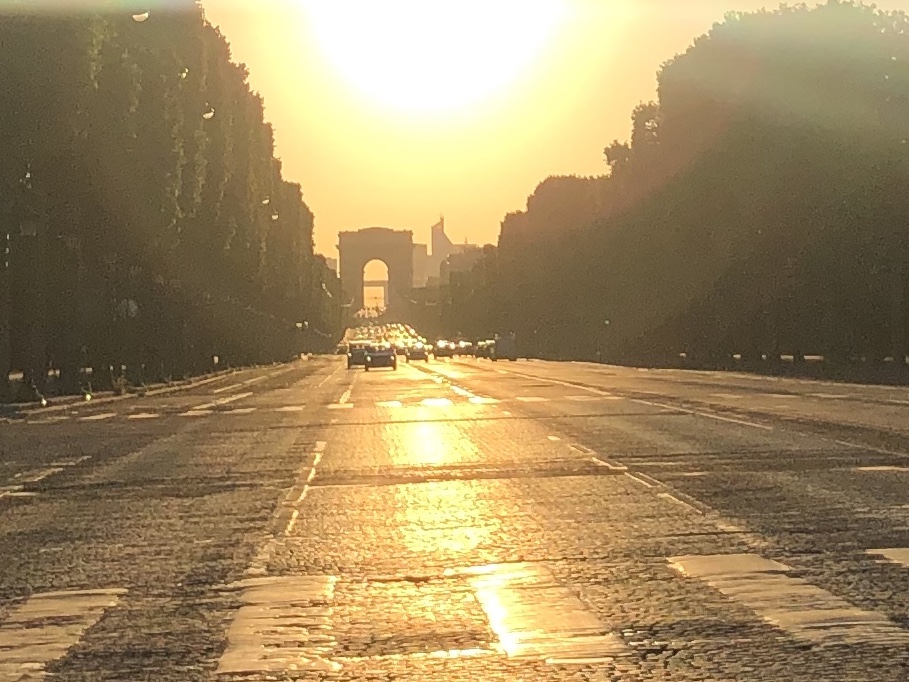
[2,356,909,681]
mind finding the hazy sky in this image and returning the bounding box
[199,0,909,257]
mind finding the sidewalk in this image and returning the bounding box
[0,366,266,418]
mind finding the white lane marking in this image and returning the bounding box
[327,403,353,410]
[625,472,653,488]
[657,492,703,514]
[589,456,628,472]
[547,435,561,442]
[0,589,127,680]
[0,485,24,499]
[867,548,909,567]
[455,563,628,662]
[502,410,512,416]
[469,396,499,404]
[316,362,344,387]
[421,398,453,407]
[314,440,327,452]
[834,440,909,458]
[633,471,662,487]
[284,509,300,534]
[339,387,352,404]
[451,386,474,398]
[180,409,213,417]
[79,412,116,422]
[192,391,253,411]
[128,413,160,420]
[277,405,306,412]
[632,399,772,431]
[516,396,547,403]
[377,400,403,408]
[15,467,65,484]
[227,407,258,415]
[216,577,340,674]
[670,554,909,645]
[214,374,271,394]
[854,465,909,472]
[212,382,244,394]
[811,393,849,399]
[484,370,611,396]
[49,456,91,467]
[766,393,798,399]
[710,393,743,399]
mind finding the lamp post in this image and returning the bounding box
[596,319,610,364]
[13,216,47,401]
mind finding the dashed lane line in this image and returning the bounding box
[0,588,127,680]
[216,576,340,675]
[192,391,253,411]
[632,398,773,431]
[657,491,704,515]
[669,553,909,646]
[867,548,909,568]
[625,472,654,488]
[212,382,244,395]
[453,563,630,663]
[421,398,454,407]
[78,412,117,422]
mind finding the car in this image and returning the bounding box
[347,342,370,369]
[336,342,348,355]
[365,343,397,370]
[394,342,408,356]
[434,339,454,358]
[406,342,429,361]
[475,340,491,358]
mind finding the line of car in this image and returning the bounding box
[339,324,432,371]
[338,325,518,371]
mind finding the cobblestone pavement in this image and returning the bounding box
[2,356,909,680]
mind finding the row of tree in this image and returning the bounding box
[0,3,340,399]
[444,1,909,371]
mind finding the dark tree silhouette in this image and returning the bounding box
[447,1,909,378]
[0,3,337,400]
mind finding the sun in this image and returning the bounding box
[300,0,568,118]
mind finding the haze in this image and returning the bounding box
[200,0,909,256]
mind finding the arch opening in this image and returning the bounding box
[362,259,389,314]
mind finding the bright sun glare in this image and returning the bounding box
[301,0,568,117]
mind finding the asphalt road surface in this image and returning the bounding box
[3,356,909,681]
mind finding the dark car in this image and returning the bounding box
[406,342,429,361]
[347,342,370,369]
[434,340,454,358]
[365,343,397,370]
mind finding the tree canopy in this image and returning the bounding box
[0,3,338,397]
[445,1,909,369]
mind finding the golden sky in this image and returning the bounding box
[199,0,909,258]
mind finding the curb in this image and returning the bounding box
[0,367,250,418]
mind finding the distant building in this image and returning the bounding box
[325,257,338,274]
[412,244,429,287]
[412,216,477,286]
[440,244,484,283]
